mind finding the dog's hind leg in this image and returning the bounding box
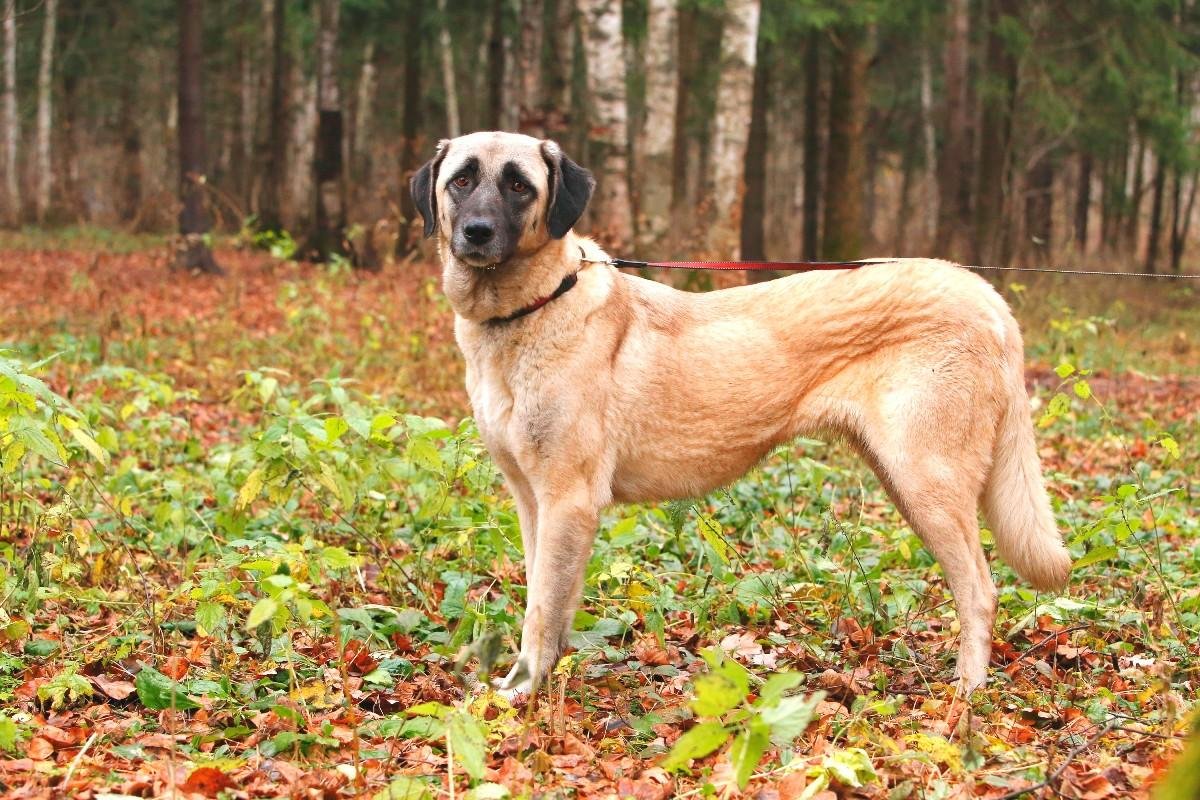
[495,485,599,697]
[851,404,999,693]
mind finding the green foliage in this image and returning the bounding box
[663,648,825,790]
[0,279,1195,795]
[36,664,94,710]
[134,667,201,711]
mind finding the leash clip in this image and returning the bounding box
[578,245,615,267]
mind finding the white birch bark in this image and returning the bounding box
[2,0,17,223]
[637,0,677,248]
[436,0,460,137]
[708,0,759,255]
[35,0,58,221]
[354,40,377,164]
[578,0,632,245]
[287,70,316,227]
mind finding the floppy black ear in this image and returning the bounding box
[541,142,595,239]
[410,142,448,238]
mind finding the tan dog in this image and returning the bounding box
[411,131,1072,696]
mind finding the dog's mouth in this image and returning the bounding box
[456,251,500,269]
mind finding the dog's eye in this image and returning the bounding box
[453,175,470,189]
[510,180,528,194]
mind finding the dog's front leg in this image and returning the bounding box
[498,466,540,587]
[495,488,598,697]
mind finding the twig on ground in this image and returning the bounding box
[1007,623,1090,671]
[996,721,1120,800]
[61,732,99,790]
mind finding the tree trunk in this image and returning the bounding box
[397,0,424,257]
[517,0,544,134]
[919,45,937,248]
[544,0,572,127]
[34,0,57,222]
[257,0,287,233]
[974,0,1019,266]
[2,0,17,225]
[821,24,868,261]
[353,39,376,183]
[579,0,633,247]
[486,0,505,130]
[935,0,970,258]
[707,0,760,257]
[1171,171,1197,273]
[118,78,142,224]
[1124,135,1146,253]
[235,16,257,208]
[638,0,677,251]
[894,139,915,253]
[60,71,82,220]
[436,0,461,137]
[1100,144,1128,252]
[740,30,772,277]
[1169,167,1184,272]
[1074,151,1091,250]
[802,30,820,261]
[1145,153,1166,274]
[1024,152,1054,258]
[176,0,221,273]
[670,3,695,217]
[305,0,347,262]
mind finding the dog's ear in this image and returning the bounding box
[541,141,595,239]
[410,140,450,238]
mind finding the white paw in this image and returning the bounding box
[954,667,988,696]
[492,660,535,702]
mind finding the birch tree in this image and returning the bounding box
[707,0,760,257]
[354,40,377,179]
[35,0,57,222]
[637,0,677,251]
[437,0,460,137]
[579,0,632,246]
[2,0,16,224]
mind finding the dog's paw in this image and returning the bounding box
[492,660,535,703]
[953,667,989,698]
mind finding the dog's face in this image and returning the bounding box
[410,132,595,268]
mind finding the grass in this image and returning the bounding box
[0,238,1196,798]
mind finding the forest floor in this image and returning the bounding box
[0,236,1198,799]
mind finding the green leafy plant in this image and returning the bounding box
[663,648,825,790]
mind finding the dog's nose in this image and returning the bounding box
[463,221,495,244]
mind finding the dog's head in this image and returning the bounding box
[410,132,595,268]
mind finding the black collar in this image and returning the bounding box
[487,271,579,324]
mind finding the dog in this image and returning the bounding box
[410,131,1073,697]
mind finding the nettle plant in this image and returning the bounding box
[0,353,112,612]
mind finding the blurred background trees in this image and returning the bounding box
[0,0,1196,272]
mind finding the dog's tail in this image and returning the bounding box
[982,347,1072,592]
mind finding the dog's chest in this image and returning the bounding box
[463,346,557,467]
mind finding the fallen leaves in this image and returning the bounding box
[0,248,1194,800]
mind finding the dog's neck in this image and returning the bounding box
[440,234,587,324]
